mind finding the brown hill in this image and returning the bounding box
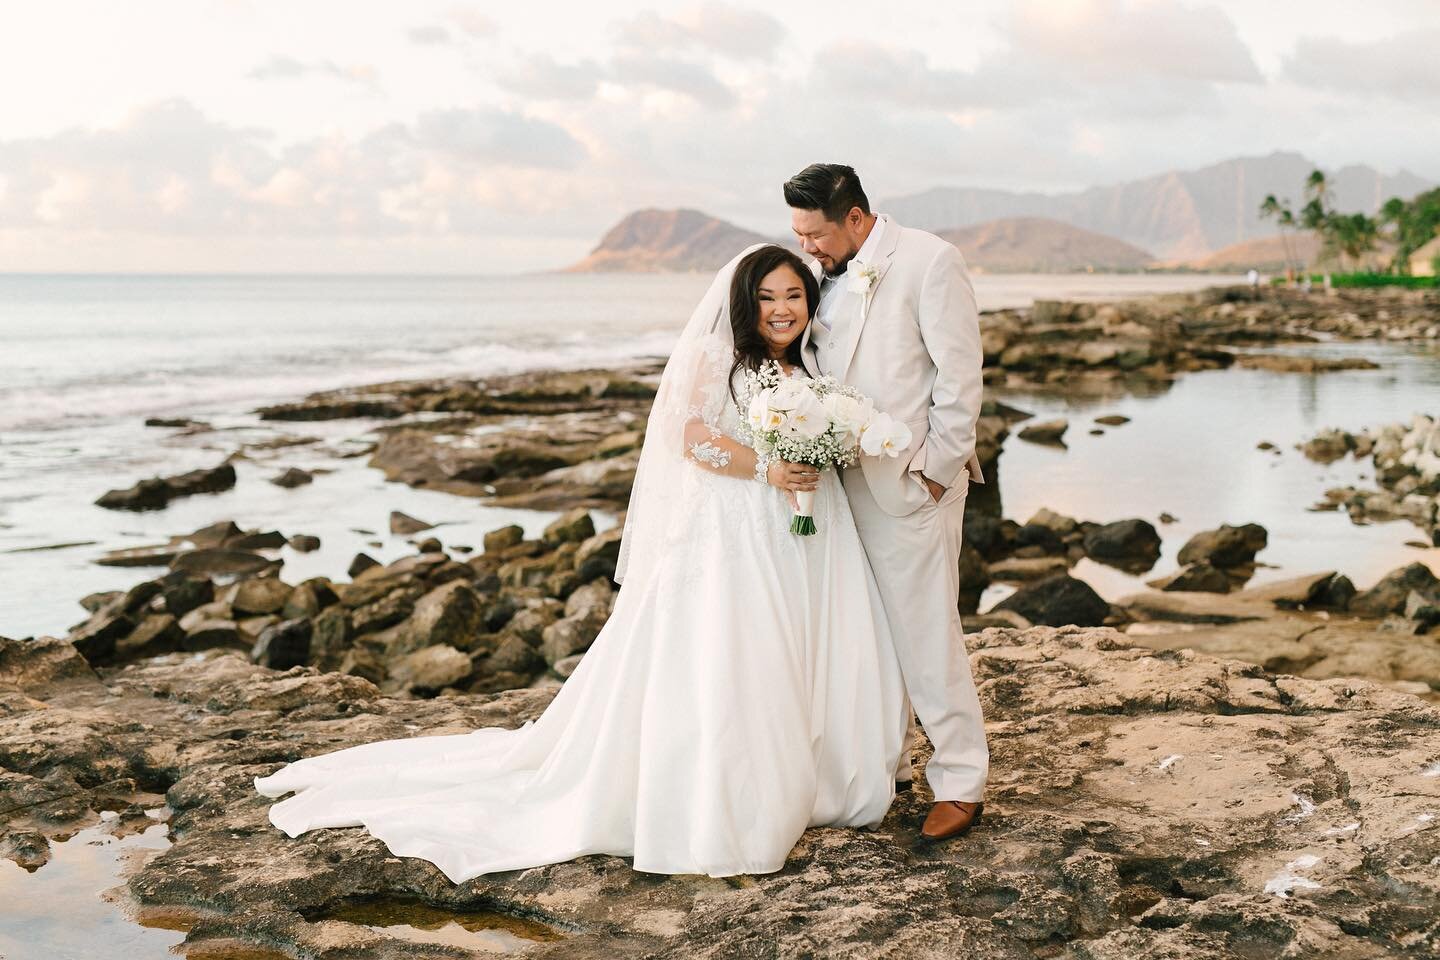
[1180,231,1398,273]
[564,209,771,273]
[1178,232,1323,272]
[938,217,1154,273]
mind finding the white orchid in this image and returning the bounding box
[778,391,828,440]
[859,413,913,458]
[747,388,774,432]
[847,259,880,296]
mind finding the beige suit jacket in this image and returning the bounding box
[801,219,986,517]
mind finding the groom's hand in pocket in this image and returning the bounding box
[922,475,945,503]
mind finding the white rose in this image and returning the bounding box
[823,393,872,437]
[767,378,811,412]
[859,413,913,458]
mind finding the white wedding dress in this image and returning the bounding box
[254,253,908,883]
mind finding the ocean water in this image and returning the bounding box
[3,271,1434,639]
[0,273,700,434]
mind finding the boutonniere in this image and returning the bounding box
[846,259,880,296]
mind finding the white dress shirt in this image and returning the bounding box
[816,214,890,333]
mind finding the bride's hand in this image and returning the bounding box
[767,460,819,493]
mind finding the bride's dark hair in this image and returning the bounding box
[727,244,820,404]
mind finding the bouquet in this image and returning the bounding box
[742,361,913,535]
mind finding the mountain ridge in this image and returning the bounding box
[880,151,1432,261]
[563,154,1434,273]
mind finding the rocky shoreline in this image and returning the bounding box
[2,627,1436,957]
[1304,414,1440,547]
[4,283,1439,957]
[978,284,1434,394]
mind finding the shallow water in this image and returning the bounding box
[0,409,618,638]
[0,817,560,957]
[311,899,562,951]
[0,819,180,960]
[982,337,1440,608]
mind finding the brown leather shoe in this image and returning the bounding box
[918,800,984,843]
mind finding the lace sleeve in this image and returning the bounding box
[680,336,764,481]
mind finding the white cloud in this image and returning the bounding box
[613,4,785,61]
[811,35,1231,124]
[34,171,93,224]
[0,98,588,241]
[490,5,778,107]
[809,0,1260,122]
[1282,29,1440,101]
[811,42,1040,110]
[445,5,498,38]
[609,53,736,108]
[413,106,588,168]
[249,55,380,89]
[407,24,452,45]
[495,54,604,101]
[1011,0,1262,83]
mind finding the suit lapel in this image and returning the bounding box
[800,255,826,378]
[834,222,900,381]
[799,315,824,377]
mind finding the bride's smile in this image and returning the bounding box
[756,264,810,358]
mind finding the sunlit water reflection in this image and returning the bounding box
[0,819,179,960]
[982,338,1440,608]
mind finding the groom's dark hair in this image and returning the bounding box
[783,163,870,224]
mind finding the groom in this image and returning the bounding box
[787,163,989,842]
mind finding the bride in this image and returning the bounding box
[254,244,909,882]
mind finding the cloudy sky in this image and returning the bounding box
[1,0,1436,272]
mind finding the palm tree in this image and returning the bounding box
[1299,169,1341,270]
[1259,194,1299,280]
[1380,190,1440,274]
[1333,213,1379,271]
[1379,197,1408,274]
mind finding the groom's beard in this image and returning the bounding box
[823,249,858,279]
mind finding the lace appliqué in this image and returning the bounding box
[753,451,770,484]
[689,441,731,468]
